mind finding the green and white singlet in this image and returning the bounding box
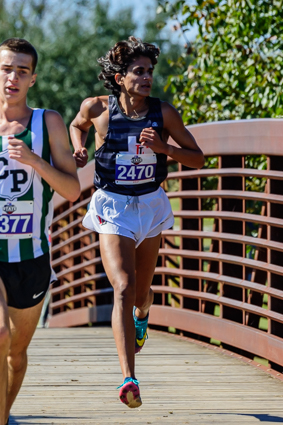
[0,109,54,262]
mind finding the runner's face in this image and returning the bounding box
[0,49,36,104]
[121,56,154,97]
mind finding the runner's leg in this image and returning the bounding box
[0,279,10,425]
[5,299,44,420]
[135,234,161,319]
[99,233,136,380]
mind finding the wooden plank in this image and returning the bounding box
[10,327,283,424]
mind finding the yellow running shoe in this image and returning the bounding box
[133,306,148,354]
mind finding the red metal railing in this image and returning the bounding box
[49,119,283,369]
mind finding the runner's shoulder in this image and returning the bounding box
[81,95,109,120]
[43,109,65,129]
[160,100,182,126]
[160,100,176,114]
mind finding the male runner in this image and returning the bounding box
[70,36,204,408]
[0,38,80,425]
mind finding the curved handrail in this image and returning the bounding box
[50,118,283,371]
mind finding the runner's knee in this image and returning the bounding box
[114,279,136,307]
[8,350,27,373]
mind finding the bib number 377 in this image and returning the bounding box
[0,201,33,239]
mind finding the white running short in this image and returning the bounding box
[82,187,175,247]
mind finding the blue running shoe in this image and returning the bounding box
[133,306,148,354]
[117,377,142,408]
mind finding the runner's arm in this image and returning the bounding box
[7,111,80,201]
[140,102,204,169]
[40,110,81,201]
[70,97,105,167]
[10,111,79,203]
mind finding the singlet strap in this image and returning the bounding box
[31,109,44,158]
[108,95,116,121]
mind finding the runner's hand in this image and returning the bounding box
[139,127,167,154]
[73,148,88,168]
[8,137,38,165]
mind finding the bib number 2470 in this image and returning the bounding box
[115,153,156,185]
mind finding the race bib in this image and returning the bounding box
[115,153,156,185]
[0,200,33,239]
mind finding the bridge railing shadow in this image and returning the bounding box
[49,118,283,374]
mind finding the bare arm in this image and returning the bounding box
[140,102,205,169]
[70,97,106,167]
[8,110,80,202]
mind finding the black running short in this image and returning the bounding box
[0,252,51,309]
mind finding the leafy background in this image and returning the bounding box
[157,0,283,124]
[0,0,182,156]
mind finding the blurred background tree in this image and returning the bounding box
[157,0,283,124]
[0,0,182,157]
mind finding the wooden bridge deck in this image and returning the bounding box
[10,327,283,425]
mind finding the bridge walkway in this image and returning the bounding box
[9,327,283,425]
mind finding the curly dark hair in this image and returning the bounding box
[98,36,160,97]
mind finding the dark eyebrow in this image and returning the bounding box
[1,64,31,70]
[18,65,30,70]
[133,65,154,71]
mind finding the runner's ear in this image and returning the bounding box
[115,73,124,86]
[29,74,37,87]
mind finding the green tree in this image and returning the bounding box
[0,1,136,123]
[0,0,136,156]
[142,6,184,103]
[157,0,283,124]
[0,0,183,157]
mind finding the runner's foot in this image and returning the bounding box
[117,377,142,408]
[133,306,148,354]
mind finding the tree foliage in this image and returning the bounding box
[143,10,184,102]
[0,1,136,128]
[157,0,283,124]
[0,0,182,155]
